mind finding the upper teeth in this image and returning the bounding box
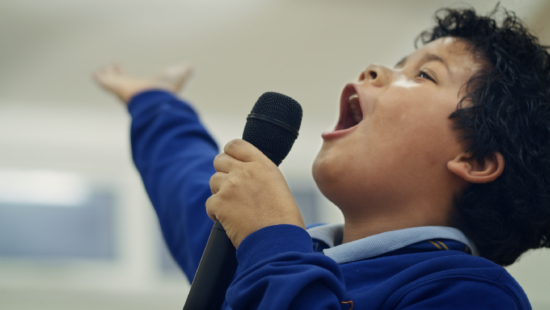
[348,94,362,123]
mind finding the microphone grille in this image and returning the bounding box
[243,92,303,166]
[250,92,302,132]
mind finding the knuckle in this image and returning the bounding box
[209,180,217,195]
[213,153,229,170]
[241,166,254,179]
[205,196,213,212]
[226,175,240,189]
[213,153,223,165]
[225,139,242,152]
[205,196,217,214]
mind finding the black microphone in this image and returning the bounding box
[183,92,303,310]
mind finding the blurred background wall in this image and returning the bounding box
[1,0,549,309]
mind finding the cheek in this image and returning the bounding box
[367,96,460,168]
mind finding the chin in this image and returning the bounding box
[312,150,340,206]
[312,153,323,187]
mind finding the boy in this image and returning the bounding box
[95,7,549,309]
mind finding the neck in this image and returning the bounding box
[340,202,452,244]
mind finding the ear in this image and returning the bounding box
[447,151,505,183]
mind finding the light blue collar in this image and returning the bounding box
[307,224,478,264]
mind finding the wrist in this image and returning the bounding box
[121,85,174,104]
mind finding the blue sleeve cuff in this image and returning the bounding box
[236,224,314,271]
[128,90,195,118]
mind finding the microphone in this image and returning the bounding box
[243,92,303,165]
[183,92,303,310]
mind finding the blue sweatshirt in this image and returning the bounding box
[128,90,531,309]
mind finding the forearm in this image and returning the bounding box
[129,90,218,281]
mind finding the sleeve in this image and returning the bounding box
[128,90,218,282]
[226,224,347,309]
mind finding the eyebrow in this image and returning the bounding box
[394,53,452,76]
[423,53,451,75]
[395,56,407,68]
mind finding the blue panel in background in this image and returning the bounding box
[0,191,116,260]
[291,187,319,225]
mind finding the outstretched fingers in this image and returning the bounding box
[154,63,193,93]
[94,64,123,79]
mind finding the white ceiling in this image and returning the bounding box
[1,0,547,109]
[0,0,549,178]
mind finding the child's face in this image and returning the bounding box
[313,37,480,218]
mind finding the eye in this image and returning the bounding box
[418,70,435,83]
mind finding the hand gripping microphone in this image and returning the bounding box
[183,92,303,310]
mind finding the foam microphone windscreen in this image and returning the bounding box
[243,92,303,166]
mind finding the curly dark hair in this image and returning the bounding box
[418,6,550,266]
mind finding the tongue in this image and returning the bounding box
[349,99,362,123]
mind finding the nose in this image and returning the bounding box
[359,64,389,87]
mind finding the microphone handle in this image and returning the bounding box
[183,220,237,310]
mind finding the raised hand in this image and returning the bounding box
[93,63,193,104]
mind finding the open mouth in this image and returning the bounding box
[335,84,364,131]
